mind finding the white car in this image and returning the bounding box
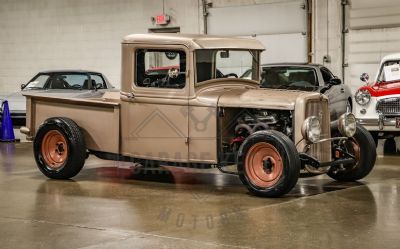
[0,70,116,125]
[354,53,400,149]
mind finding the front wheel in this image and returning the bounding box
[34,117,86,179]
[237,130,300,197]
[328,125,376,181]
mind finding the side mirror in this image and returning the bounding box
[360,73,369,83]
[20,84,26,90]
[329,78,342,85]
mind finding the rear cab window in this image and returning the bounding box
[135,49,186,89]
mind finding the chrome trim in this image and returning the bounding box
[302,136,349,174]
[376,97,400,116]
[312,137,348,144]
[357,116,398,129]
[305,99,331,163]
[379,114,384,130]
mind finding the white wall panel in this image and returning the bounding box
[350,5,400,30]
[208,0,306,36]
[0,0,201,95]
[346,27,400,94]
[312,0,342,78]
[345,0,400,95]
[244,33,307,64]
[208,0,307,64]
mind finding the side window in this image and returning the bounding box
[90,74,106,89]
[48,74,89,89]
[320,67,334,84]
[26,74,49,89]
[135,49,186,89]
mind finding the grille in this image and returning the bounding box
[376,97,400,116]
[305,99,331,163]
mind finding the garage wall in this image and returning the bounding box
[0,0,201,95]
[207,0,308,64]
[345,0,400,94]
[312,0,342,78]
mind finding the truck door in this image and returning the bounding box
[121,48,189,162]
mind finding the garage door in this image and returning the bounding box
[345,0,400,94]
[207,0,308,64]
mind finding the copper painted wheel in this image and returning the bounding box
[328,125,377,182]
[41,130,68,169]
[244,142,283,188]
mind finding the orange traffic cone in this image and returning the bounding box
[0,100,15,142]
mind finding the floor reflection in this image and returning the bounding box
[0,143,16,172]
[74,163,373,198]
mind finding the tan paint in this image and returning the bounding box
[25,95,120,154]
[122,33,266,51]
[23,33,332,164]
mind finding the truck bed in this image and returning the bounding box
[23,92,121,154]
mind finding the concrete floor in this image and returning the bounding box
[0,142,399,249]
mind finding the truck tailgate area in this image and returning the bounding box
[25,94,120,154]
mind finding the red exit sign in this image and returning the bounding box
[155,14,170,25]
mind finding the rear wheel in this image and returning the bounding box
[34,117,86,179]
[328,125,376,181]
[237,130,300,197]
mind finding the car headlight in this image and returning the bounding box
[301,116,321,143]
[355,89,371,105]
[338,113,357,137]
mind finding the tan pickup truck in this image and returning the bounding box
[21,34,376,197]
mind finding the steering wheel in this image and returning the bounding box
[216,69,238,78]
[224,73,238,78]
[70,84,82,89]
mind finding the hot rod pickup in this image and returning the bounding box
[21,34,376,197]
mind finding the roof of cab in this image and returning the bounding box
[122,33,265,51]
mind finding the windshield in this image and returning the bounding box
[378,60,400,83]
[24,73,106,90]
[260,66,319,91]
[195,49,259,84]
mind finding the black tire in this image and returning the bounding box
[383,138,397,155]
[327,125,376,181]
[237,130,300,197]
[370,131,379,147]
[34,117,86,179]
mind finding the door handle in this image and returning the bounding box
[120,91,135,101]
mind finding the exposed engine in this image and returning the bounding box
[230,109,293,152]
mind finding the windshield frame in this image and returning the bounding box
[194,49,261,86]
[23,72,107,90]
[377,60,400,83]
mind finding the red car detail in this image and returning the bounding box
[359,80,400,97]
